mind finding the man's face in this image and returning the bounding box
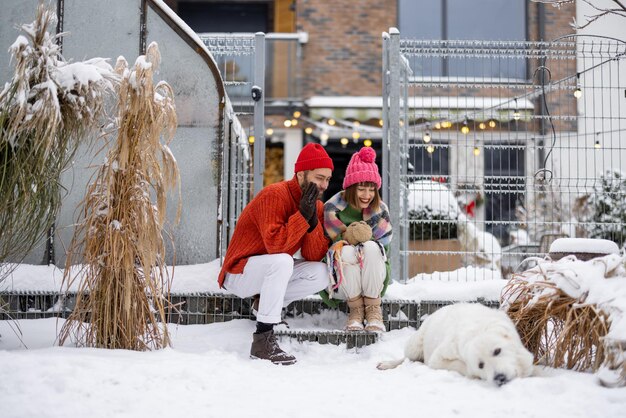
[298,168,332,200]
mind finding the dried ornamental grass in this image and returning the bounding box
[59,42,180,350]
[0,4,116,281]
[504,276,610,372]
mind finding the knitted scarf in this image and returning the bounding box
[323,192,392,247]
[323,192,392,298]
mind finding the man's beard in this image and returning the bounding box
[301,177,324,200]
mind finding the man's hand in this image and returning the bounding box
[299,183,319,232]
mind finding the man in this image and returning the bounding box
[218,143,333,365]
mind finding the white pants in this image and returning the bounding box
[335,240,386,300]
[223,254,328,324]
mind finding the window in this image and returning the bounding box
[177,2,270,33]
[484,145,525,244]
[399,0,528,78]
[409,142,450,179]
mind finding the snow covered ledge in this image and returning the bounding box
[549,238,621,261]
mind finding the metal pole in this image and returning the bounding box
[253,32,266,196]
[382,32,390,205]
[388,28,402,283]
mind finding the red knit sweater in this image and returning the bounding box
[218,176,330,287]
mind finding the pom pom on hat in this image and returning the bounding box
[358,146,376,163]
[342,147,382,189]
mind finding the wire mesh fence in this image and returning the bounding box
[200,33,263,246]
[384,32,626,282]
[0,291,467,331]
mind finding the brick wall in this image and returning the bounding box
[528,1,578,132]
[296,0,396,98]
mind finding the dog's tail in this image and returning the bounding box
[376,357,405,370]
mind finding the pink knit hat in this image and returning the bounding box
[343,147,381,189]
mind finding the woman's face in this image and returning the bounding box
[356,185,376,209]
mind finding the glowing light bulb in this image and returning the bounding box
[305,127,313,135]
[423,132,431,143]
[473,146,481,156]
[328,118,336,126]
[320,132,329,142]
[461,125,470,134]
[265,128,274,136]
[293,110,301,118]
[426,145,435,154]
[364,139,372,147]
[283,119,292,128]
[479,122,486,130]
[488,120,497,128]
[513,111,521,121]
[594,140,601,149]
[248,135,255,144]
[574,87,582,99]
[435,122,442,130]
[291,119,298,126]
[352,131,361,140]
[353,121,360,127]
[340,137,349,147]
[378,119,384,127]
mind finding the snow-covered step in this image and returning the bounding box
[0,291,498,325]
[274,329,378,349]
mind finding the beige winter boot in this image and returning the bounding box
[345,296,365,331]
[364,297,385,332]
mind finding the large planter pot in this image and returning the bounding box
[408,239,462,277]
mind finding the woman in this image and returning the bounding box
[322,147,392,332]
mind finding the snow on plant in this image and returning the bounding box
[583,169,626,247]
[407,180,459,240]
[503,252,626,387]
[59,42,180,351]
[0,4,116,282]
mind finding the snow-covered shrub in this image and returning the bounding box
[583,169,626,246]
[408,208,458,240]
[0,5,116,282]
[407,180,460,240]
[59,43,179,351]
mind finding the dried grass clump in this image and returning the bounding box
[0,4,116,281]
[59,42,180,350]
[503,276,610,372]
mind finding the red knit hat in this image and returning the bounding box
[294,143,334,173]
[343,147,381,189]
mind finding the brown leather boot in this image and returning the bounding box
[364,297,385,332]
[345,296,365,331]
[250,330,297,365]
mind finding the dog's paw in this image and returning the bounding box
[376,358,404,370]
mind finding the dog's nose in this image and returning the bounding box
[494,373,508,386]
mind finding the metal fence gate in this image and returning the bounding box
[383,29,626,283]
[201,33,266,252]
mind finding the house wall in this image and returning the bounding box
[296,0,396,98]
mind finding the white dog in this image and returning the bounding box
[377,303,534,386]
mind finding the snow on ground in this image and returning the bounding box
[2,258,626,417]
[1,317,625,418]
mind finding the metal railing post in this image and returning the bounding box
[253,32,266,196]
[382,32,390,205]
[388,28,402,283]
